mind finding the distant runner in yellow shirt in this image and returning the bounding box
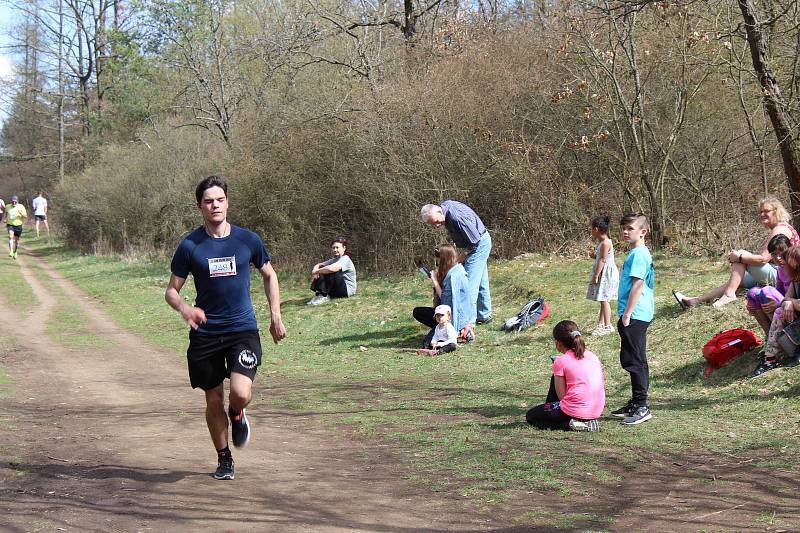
[6,195,27,259]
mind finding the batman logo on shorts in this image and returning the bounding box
[238,349,257,369]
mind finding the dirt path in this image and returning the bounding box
[0,253,523,533]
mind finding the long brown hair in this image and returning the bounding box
[783,246,800,281]
[436,244,458,283]
[553,320,586,359]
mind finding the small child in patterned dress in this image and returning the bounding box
[587,215,619,336]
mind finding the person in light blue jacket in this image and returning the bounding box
[413,244,476,343]
[421,200,492,325]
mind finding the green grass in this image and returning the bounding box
[0,253,28,403]
[17,237,800,527]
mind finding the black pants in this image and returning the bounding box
[413,306,437,328]
[617,317,650,406]
[433,343,457,353]
[311,271,349,298]
[525,376,571,430]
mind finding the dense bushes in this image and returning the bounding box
[54,16,782,271]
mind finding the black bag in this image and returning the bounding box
[501,297,549,332]
[777,318,800,357]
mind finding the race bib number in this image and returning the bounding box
[208,256,237,277]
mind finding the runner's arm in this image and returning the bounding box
[258,261,287,344]
[165,274,206,329]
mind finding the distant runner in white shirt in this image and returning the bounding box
[32,192,49,238]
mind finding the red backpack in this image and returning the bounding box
[702,328,762,377]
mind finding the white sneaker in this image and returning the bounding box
[590,324,613,337]
[307,295,330,306]
[569,418,600,432]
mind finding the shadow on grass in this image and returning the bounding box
[283,297,311,307]
[24,242,73,259]
[445,404,528,419]
[653,303,685,320]
[659,347,762,386]
[318,326,423,349]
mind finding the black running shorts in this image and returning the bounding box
[6,224,22,236]
[187,330,262,390]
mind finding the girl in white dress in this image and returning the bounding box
[587,215,619,336]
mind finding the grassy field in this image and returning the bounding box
[15,237,800,528]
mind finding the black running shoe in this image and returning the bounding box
[749,359,778,378]
[230,408,251,448]
[622,405,652,425]
[610,400,634,418]
[476,316,493,325]
[213,455,234,480]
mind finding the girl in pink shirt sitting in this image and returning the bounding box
[525,320,606,432]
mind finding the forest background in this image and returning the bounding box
[2,0,800,271]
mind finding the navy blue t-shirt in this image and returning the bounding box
[170,225,270,335]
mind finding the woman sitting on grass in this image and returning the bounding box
[413,244,475,343]
[674,196,800,309]
[526,320,605,432]
[750,245,800,378]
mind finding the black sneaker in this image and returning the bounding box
[230,408,251,448]
[622,405,652,425]
[213,455,234,480]
[610,400,634,418]
[476,316,493,325]
[749,359,778,378]
[785,354,800,368]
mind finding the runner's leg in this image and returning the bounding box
[229,372,253,413]
[204,383,228,450]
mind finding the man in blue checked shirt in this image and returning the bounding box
[421,200,492,330]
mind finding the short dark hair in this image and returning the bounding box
[768,234,792,255]
[331,235,348,249]
[620,212,649,230]
[195,175,227,205]
[591,214,611,234]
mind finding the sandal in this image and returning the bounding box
[672,290,688,310]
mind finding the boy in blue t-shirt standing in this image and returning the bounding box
[612,213,655,425]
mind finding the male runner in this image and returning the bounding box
[165,175,287,480]
[32,192,49,237]
[6,195,27,259]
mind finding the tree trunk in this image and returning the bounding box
[739,0,800,226]
[404,0,415,38]
[58,0,65,182]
